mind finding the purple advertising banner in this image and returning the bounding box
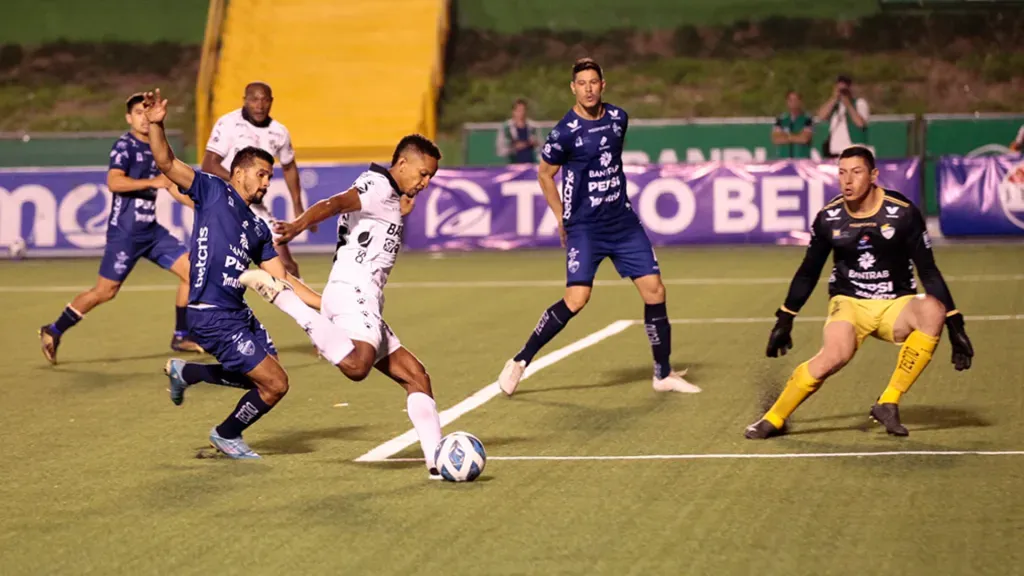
[407,159,921,250]
[1,159,920,256]
[937,155,1024,236]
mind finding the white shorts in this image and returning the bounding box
[250,203,282,241]
[321,282,402,363]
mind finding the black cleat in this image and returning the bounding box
[170,334,205,354]
[870,403,909,436]
[38,325,61,365]
[744,418,782,440]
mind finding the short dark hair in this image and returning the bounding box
[837,74,853,85]
[230,146,275,174]
[839,145,875,171]
[572,57,603,81]
[513,98,528,108]
[125,93,145,113]
[391,134,441,166]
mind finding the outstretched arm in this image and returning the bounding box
[144,90,195,191]
[259,256,321,310]
[274,187,361,245]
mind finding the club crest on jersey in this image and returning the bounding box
[612,123,622,136]
[880,224,895,240]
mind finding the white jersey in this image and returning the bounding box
[206,108,295,170]
[327,164,405,291]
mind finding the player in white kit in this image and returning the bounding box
[238,135,443,477]
[202,82,309,277]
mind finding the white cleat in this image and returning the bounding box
[498,359,527,396]
[653,369,701,394]
[239,269,292,304]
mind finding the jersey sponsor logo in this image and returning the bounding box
[849,221,876,228]
[589,191,621,207]
[880,223,895,239]
[425,179,492,238]
[857,234,871,250]
[588,125,610,134]
[562,171,576,220]
[599,151,613,168]
[221,272,243,288]
[224,255,248,271]
[587,175,623,193]
[239,232,250,252]
[885,205,900,217]
[858,252,875,269]
[998,160,1024,230]
[589,164,619,179]
[575,136,584,148]
[848,268,889,280]
[608,109,620,119]
[851,279,897,299]
[567,119,580,132]
[825,208,842,221]
[193,226,210,288]
[599,136,608,149]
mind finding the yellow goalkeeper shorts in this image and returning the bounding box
[824,294,919,346]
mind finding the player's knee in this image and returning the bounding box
[262,374,290,402]
[817,345,855,376]
[94,283,120,302]
[916,295,946,334]
[563,290,590,312]
[642,281,666,304]
[340,359,373,382]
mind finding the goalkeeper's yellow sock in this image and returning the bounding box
[879,330,939,404]
[765,361,822,428]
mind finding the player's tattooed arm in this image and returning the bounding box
[106,169,173,194]
[143,89,195,191]
[273,187,361,245]
[537,160,566,246]
[259,257,322,309]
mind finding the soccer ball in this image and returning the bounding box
[7,237,26,260]
[434,431,486,482]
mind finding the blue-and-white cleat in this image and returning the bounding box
[164,358,189,406]
[208,427,261,459]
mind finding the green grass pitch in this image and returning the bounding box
[1,245,1022,574]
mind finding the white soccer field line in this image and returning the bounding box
[1,273,1022,293]
[352,319,635,463]
[380,450,1024,463]
[356,312,1024,463]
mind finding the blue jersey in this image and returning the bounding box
[183,170,277,310]
[107,132,161,238]
[541,103,634,229]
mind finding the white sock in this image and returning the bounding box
[274,290,354,365]
[406,392,442,470]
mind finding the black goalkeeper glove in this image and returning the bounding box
[945,312,974,371]
[766,308,796,358]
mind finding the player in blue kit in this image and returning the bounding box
[144,90,322,459]
[38,93,202,364]
[497,58,700,395]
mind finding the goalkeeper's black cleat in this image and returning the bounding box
[870,403,909,437]
[744,418,782,440]
[38,324,61,365]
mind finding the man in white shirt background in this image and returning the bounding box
[817,74,871,158]
[202,82,310,277]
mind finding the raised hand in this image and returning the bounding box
[143,89,169,124]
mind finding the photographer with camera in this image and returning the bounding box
[816,74,870,158]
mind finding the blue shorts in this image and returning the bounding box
[565,220,660,286]
[187,307,278,374]
[99,226,187,283]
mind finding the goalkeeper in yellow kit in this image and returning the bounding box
[746,147,975,439]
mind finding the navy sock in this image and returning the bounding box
[514,300,577,366]
[216,389,273,439]
[175,306,188,336]
[645,302,672,379]
[50,306,82,336]
[182,363,254,389]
